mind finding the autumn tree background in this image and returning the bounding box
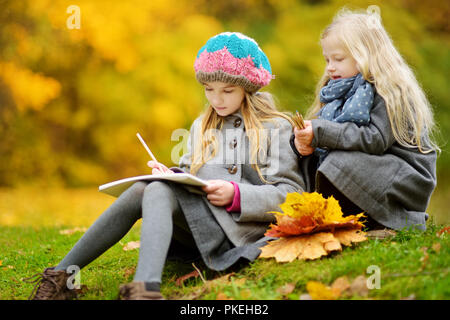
[0,0,449,223]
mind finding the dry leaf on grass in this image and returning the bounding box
[59,227,87,235]
[305,275,369,300]
[192,273,248,300]
[260,229,366,262]
[306,281,340,300]
[260,192,367,262]
[2,265,14,271]
[123,241,140,251]
[419,246,429,271]
[216,292,234,300]
[431,242,441,253]
[276,283,296,296]
[240,288,252,299]
[334,228,367,246]
[175,270,200,287]
[123,267,136,279]
[330,276,351,295]
[205,273,246,290]
[436,226,449,237]
[178,272,241,300]
[349,275,369,297]
[204,272,235,289]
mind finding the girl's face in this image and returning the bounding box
[321,36,359,80]
[203,81,245,117]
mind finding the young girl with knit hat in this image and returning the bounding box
[25,32,304,300]
[292,9,438,233]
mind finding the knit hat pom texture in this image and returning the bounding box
[194,32,273,92]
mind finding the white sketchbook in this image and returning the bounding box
[100,133,208,197]
[99,173,208,197]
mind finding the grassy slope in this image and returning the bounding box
[1,221,448,300]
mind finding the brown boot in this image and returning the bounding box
[23,267,78,300]
[118,282,164,300]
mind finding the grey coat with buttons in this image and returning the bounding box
[172,110,305,248]
[291,93,437,230]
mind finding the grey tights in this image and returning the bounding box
[55,181,195,283]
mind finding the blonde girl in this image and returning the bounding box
[293,9,438,232]
[26,32,304,300]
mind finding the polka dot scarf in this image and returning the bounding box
[315,73,374,164]
[318,73,374,124]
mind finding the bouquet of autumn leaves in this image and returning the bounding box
[259,192,367,262]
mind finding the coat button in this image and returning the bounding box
[233,118,242,128]
[228,165,238,174]
[229,138,237,149]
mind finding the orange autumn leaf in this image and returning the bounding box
[175,270,200,287]
[437,226,450,237]
[260,192,367,262]
[260,229,366,262]
[334,228,367,246]
[265,192,365,237]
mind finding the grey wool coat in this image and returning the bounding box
[173,110,304,246]
[292,93,437,231]
[168,110,304,270]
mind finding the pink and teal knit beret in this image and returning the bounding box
[194,32,273,93]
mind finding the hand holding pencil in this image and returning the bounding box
[147,160,174,175]
[136,133,174,175]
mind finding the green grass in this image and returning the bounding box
[1,221,449,300]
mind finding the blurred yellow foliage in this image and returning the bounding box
[0,62,61,111]
[0,0,447,194]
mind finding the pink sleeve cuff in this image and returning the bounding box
[225,181,241,213]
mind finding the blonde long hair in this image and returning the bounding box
[307,8,440,154]
[189,91,294,182]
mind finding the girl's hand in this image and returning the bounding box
[147,161,174,175]
[293,120,315,156]
[202,180,235,207]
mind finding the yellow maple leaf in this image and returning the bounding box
[265,192,366,237]
[260,192,367,262]
[306,281,341,300]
